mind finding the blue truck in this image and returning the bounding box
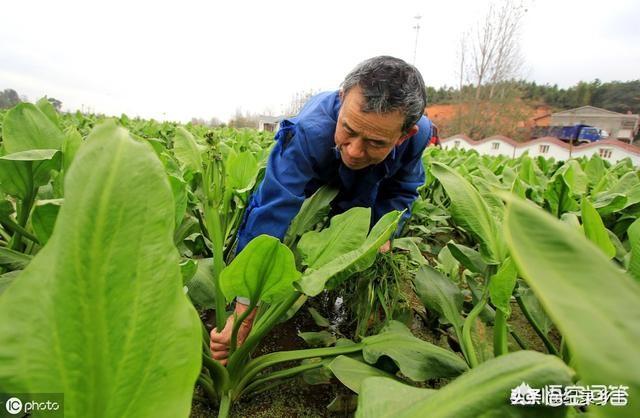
[531,124,609,143]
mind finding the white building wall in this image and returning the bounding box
[513,141,570,160]
[572,146,640,166]
[441,137,640,166]
[475,140,516,157]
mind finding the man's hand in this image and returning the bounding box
[210,302,256,366]
[378,239,391,253]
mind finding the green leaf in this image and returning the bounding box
[62,127,83,173]
[446,242,487,274]
[168,174,187,229]
[185,258,217,310]
[0,121,201,417]
[0,247,32,269]
[357,351,573,418]
[298,207,370,269]
[172,127,203,174]
[503,194,640,418]
[393,237,428,265]
[431,162,505,263]
[0,149,59,161]
[36,97,60,127]
[413,265,464,333]
[220,234,301,304]
[581,198,616,258]
[284,185,339,246]
[298,331,337,347]
[297,210,401,296]
[2,103,65,153]
[628,218,640,282]
[31,199,62,245]
[488,257,517,316]
[308,307,330,327]
[361,321,468,381]
[517,284,553,336]
[0,270,21,296]
[328,355,396,394]
[225,150,259,193]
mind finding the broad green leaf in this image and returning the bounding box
[413,265,464,333]
[437,245,459,279]
[0,149,59,161]
[356,377,434,418]
[0,271,21,296]
[225,150,259,193]
[179,259,197,284]
[328,355,396,394]
[297,210,401,296]
[168,174,187,229]
[361,321,468,381]
[2,103,64,153]
[581,198,615,258]
[298,330,337,347]
[220,234,300,304]
[0,122,201,418]
[36,97,60,127]
[628,218,640,282]
[393,237,428,265]
[562,159,588,196]
[357,351,573,418]
[298,207,370,269]
[284,185,338,247]
[62,127,83,172]
[517,284,553,336]
[585,155,606,187]
[185,258,217,310]
[0,149,61,200]
[431,162,505,263]
[0,247,32,270]
[172,127,203,174]
[308,307,330,327]
[31,199,62,245]
[560,212,581,230]
[503,194,640,418]
[488,257,517,316]
[446,242,487,274]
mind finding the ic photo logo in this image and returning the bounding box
[4,397,21,415]
[3,395,62,416]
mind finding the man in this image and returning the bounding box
[210,56,432,364]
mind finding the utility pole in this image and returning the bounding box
[412,14,422,65]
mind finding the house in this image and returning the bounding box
[257,115,283,133]
[550,106,639,143]
[441,134,640,166]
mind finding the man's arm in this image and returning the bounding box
[373,130,429,234]
[210,123,319,364]
[236,122,317,253]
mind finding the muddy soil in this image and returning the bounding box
[191,284,561,417]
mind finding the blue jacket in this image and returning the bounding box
[237,90,431,252]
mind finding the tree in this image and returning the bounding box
[47,97,62,111]
[447,0,528,140]
[0,89,21,109]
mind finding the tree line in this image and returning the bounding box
[426,80,640,115]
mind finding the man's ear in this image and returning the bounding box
[338,89,344,101]
[396,125,419,146]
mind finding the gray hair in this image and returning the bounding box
[341,56,427,134]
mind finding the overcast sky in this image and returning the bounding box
[1,0,638,122]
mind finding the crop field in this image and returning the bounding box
[0,100,638,418]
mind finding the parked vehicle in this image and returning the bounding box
[531,124,609,143]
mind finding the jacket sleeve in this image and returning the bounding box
[373,133,428,234]
[236,122,316,253]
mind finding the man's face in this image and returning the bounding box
[335,86,417,170]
